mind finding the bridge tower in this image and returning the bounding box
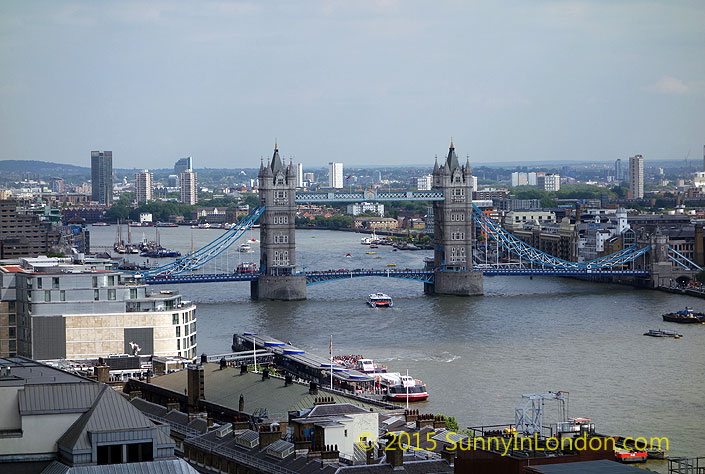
[251,142,307,300]
[425,140,483,296]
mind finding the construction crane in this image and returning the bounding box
[514,391,569,436]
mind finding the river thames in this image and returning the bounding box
[92,225,705,465]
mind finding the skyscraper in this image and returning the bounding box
[90,151,113,205]
[135,169,153,203]
[614,158,624,181]
[180,170,198,205]
[629,155,644,199]
[328,162,344,189]
[174,156,193,175]
[296,163,304,188]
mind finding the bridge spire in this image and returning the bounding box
[450,137,454,149]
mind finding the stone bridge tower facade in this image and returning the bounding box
[251,143,307,300]
[425,140,483,296]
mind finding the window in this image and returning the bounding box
[52,277,60,289]
[108,289,116,300]
[9,327,15,338]
[176,326,180,337]
[130,288,137,299]
[108,276,115,286]
[9,301,15,312]
[274,233,289,244]
[94,290,100,301]
[44,290,51,302]
[9,314,15,325]
[92,276,98,288]
[36,278,43,289]
[9,340,16,352]
[27,290,32,299]
[172,313,179,325]
[177,339,180,350]
[60,290,66,301]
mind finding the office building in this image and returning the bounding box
[180,170,198,205]
[328,162,344,189]
[135,169,154,203]
[174,156,193,175]
[296,163,304,188]
[0,200,59,259]
[629,155,644,199]
[347,202,385,217]
[615,158,624,181]
[538,173,561,192]
[90,150,112,205]
[416,175,433,191]
[0,257,197,360]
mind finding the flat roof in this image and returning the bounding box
[525,459,647,473]
[150,363,383,420]
[0,356,91,387]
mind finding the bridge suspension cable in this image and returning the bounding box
[470,204,649,270]
[143,206,265,276]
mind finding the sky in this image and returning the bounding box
[0,1,703,169]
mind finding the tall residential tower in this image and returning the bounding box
[135,169,153,203]
[328,162,344,189]
[90,151,112,205]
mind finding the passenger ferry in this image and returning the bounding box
[386,383,429,402]
[235,262,258,274]
[368,293,393,307]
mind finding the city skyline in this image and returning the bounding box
[1,1,703,168]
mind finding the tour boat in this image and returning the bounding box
[368,293,393,308]
[385,375,429,402]
[239,243,254,253]
[235,262,258,274]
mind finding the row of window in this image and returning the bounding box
[450,213,466,222]
[272,216,289,224]
[273,234,289,244]
[273,250,290,266]
[449,246,467,263]
[451,232,466,240]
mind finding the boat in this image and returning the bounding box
[156,222,178,227]
[92,222,109,226]
[662,307,705,324]
[368,293,393,308]
[615,449,647,464]
[644,329,682,338]
[140,249,181,258]
[235,262,258,274]
[361,237,372,245]
[345,253,352,258]
[239,243,254,253]
[366,251,376,255]
[369,243,379,249]
[385,374,429,402]
[387,263,396,267]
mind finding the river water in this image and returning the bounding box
[91,225,705,464]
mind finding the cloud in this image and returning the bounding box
[646,75,690,94]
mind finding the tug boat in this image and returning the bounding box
[662,307,705,324]
[368,293,393,308]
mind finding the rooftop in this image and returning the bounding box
[150,363,383,420]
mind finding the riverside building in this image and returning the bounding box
[0,257,196,360]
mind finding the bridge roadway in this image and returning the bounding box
[142,268,650,285]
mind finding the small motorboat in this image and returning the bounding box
[366,251,376,255]
[239,243,254,253]
[345,253,352,258]
[644,329,682,338]
[387,263,396,267]
[368,293,393,308]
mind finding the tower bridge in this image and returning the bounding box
[137,142,702,299]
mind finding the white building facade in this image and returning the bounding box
[346,202,384,217]
[135,169,153,203]
[180,170,198,205]
[629,154,644,198]
[328,162,344,189]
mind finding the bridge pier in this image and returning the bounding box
[425,270,483,296]
[251,274,307,301]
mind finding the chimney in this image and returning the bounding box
[440,448,455,466]
[309,382,318,395]
[166,400,180,412]
[320,444,340,466]
[259,424,283,448]
[314,396,335,405]
[387,445,403,468]
[129,390,142,400]
[94,365,110,384]
[295,436,311,455]
[405,409,418,423]
[187,365,205,408]
[366,442,375,465]
[416,414,435,430]
[239,394,245,412]
[232,415,250,430]
[433,414,446,429]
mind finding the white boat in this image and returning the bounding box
[361,236,372,245]
[367,292,393,308]
[239,243,254,253]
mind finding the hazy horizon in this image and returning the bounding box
[1,1,703,169]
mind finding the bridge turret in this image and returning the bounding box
[252,142,307,300]
[426,141,483,296]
